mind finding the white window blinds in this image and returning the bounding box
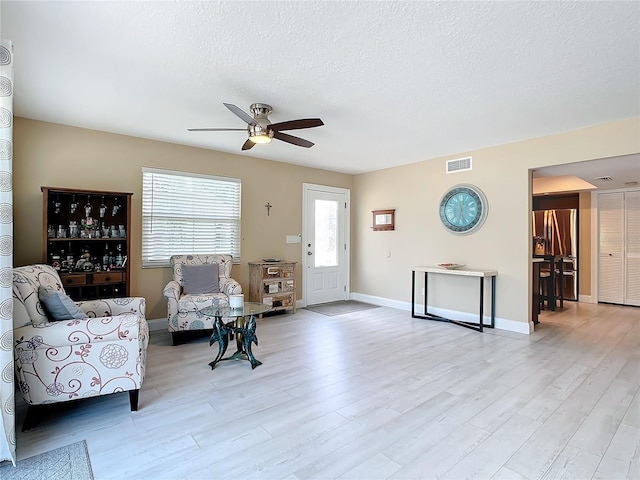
[142,168,241,267]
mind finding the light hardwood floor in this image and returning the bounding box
[11,302,640,479]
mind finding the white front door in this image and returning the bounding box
[303,184,350,305]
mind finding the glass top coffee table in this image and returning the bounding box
[200,302,271,370]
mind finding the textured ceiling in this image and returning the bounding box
[1,1,639,176]
[533,154,640,192]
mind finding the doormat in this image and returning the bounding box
[305,300,379,316]
[0,440,94,480]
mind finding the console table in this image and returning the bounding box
[411,266,497,332]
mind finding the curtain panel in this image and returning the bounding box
[0,38,15,466]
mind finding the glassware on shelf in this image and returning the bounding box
[69,221,78,238]
[102,245,110,270]
[84,195,92,217]
[115,244,123,268]
[44,188,131,301]
[112,197,120,216]
[53,194,61,214]
[66,243,74,270]
[80,217,96,238]
[70,195,79,214]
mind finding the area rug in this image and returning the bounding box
[0,440,94,480]
[305,300,379,316]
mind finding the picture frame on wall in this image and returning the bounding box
[372,209,395,231]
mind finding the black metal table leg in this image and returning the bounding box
[411,268,496,333]
[548,257,556,311]
[491,275,496,328]
[557,258,564,309]
[424,272,428,316]
[478,276,484,332]
[411,270,416,317]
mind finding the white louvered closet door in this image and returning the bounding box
[598,190,640,306]
[625,190,640,306]
[599,192,624,304]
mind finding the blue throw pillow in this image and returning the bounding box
[182,263,219,295]
[38,286,88,321]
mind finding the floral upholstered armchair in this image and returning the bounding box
[163,254,242,345]
[12,264,149,430]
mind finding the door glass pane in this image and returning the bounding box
[315,199,338,267]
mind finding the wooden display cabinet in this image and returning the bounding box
[249,261,296,313]
[42,186,132,301]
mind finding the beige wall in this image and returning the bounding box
[13,118,353,320]
[14,117,640,331]
[352,117,639,332]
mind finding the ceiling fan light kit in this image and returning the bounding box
[189,102,324,151]
[249,134,272,144]
[248,124,273,144]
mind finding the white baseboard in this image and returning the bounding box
[147,318,166,332]
[578,294,595,304]
[350,292,532,335]
[151,295,532,335]
[349,292,409,311]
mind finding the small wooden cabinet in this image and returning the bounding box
[249,261,296,313]
[42,186,132,301]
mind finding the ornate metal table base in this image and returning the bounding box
[208,314,262,370]
[201,302,271,370]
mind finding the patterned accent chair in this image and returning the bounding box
[12,264,149,430]
[163,254,242,345]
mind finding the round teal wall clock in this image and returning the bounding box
[439,184,488,235]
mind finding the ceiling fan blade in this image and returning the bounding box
[187,128,247,131]
[241,139,255,150]
[224,103,258,126]
[273,131,314,148]
[269,118,324,132]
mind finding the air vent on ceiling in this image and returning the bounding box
[594,176,613,182]
[446,156,472,174]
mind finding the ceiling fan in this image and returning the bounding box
[188,103,324,150]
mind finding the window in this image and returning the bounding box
[314,199,338,267]
[142,167,241,268]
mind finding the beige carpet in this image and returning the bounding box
[305,300,379,316]
[0,441,93,480]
